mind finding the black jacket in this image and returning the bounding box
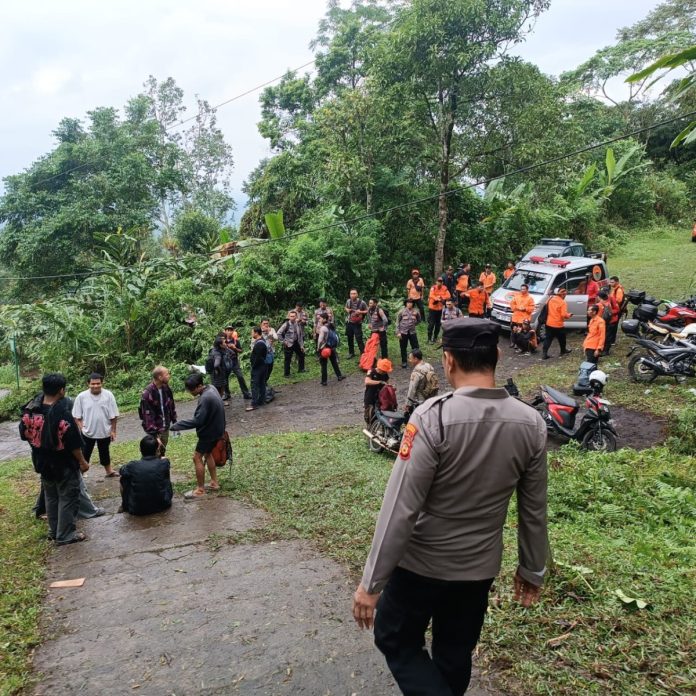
[119,456,173,515]
[250,338,268,370]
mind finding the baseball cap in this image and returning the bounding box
[439,318,500,351]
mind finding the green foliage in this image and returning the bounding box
[667,404,696,454]
[173,210,221,253]
[646,170,691,221]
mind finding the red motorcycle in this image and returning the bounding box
[631,293,696,330]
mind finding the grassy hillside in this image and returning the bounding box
[608,224,695,300]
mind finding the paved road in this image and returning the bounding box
[32,492,495,696]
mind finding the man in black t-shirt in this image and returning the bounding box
[119,436,173,515]
[363,359,393,424]
[19,373,90,545]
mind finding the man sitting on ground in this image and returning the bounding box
[119,435,173,515]
[511,320,538,355]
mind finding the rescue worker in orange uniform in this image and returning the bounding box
[509,284,535,346]
[479,265,496,317]
[455,265,470,310]
[503,262,515,281]
[608,276,626,321]
[406,269,426,318]
[427,277,451,343]
[542,288,572,360]
[464,281,489,319]
[583,304,605,365]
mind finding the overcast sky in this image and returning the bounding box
[0,0,663,219]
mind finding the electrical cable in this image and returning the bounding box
[4,107,695,282]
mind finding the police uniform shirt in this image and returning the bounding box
[361,386,548,594]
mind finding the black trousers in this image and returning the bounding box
[585,348,599,365]
[227,362,250,397]
[83,436,111,467]
[428,309,443,341]
[372,330,388,358]
[606,322,618,349]
[346,321,365,355]
[375,567,493,696]
[266,360,274,384]
[320,349,342,383]
[251,367,267,407]
[542,325,567,356]
[414,299,425,318]
[399,333,420,364]
[283,343,305,376]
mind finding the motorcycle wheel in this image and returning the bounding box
[581,429,617,452]
[627,354,658,383]
[367,420,386,453]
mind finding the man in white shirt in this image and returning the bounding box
[73,373,120,478]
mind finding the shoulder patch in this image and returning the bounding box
[399,423,418,460]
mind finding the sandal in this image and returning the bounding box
[184,489,206,500]
[104,471,119,478]
[56,532,87,545]
[204,483,220,491]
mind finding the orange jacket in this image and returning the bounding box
[510,292,535,324]
[584,315,606,351]
[503,268,514,280]
[610,283,625,307]
[455,274,469,293]
[479,271,496,294]
[406,277,425,300]
[465,288,489,315]
[546,296,571,328]
[428,284,451,310]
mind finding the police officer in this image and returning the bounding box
[352,318,548,696]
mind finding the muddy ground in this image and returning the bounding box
[1,340,665,464]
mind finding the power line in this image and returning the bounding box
[4,108,695,283]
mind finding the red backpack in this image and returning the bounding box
[378,384,398,412]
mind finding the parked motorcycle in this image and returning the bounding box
[628,291,696,332]
[622,318,696,345]
[363,407,408,454]
[627,336,696,383]
[529,371,618,451]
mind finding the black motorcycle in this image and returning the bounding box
[363,407,409,455]
[627,337,696,383]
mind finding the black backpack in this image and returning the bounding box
[205,353,215,374]
[326,328,339,348]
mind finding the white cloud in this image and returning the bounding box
[31,66,73,96]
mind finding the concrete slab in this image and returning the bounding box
[31,495,494,696]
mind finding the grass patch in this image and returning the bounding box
[0,460,47,696]
[608,224,695,300]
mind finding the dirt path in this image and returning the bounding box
[1,341,665,463]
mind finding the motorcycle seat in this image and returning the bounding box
[380,410,403,420]
[649,320,673,332]
[542,385,577,408]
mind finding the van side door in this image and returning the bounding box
[557,269,590,326]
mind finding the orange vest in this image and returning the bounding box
[503,268,514,280]
[611,283,625,307]
[428,285,451,310]
[584,315,606,351]
[456,274,469,293]
[546,296,570,328]
[479,271,496,294]
[510,292,535,324]
[466,288,488,315]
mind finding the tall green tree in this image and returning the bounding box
[374,0,549,277]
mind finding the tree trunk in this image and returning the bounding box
[434,115,454,279]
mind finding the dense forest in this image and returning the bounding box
[0,0,695,382]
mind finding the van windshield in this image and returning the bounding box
[504,270,552,295]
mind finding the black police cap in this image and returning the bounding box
[440,318,500,350]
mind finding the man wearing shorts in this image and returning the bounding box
[170,373,225,500]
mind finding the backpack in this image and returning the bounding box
[205,353,215,374]
[422,369,439,399]
[602,303,613,323]
[382,308,390,326]
[326,328,339,348]
[212,431,233,468]
[378,384,398,412]
[537,301,549,327]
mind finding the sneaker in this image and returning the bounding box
[401,363,407,368]
[337,375,346,381]
[321,382,327,386]
[542,354,550,360]
[91,508,106,518]
[561,349,573,355]
[521,352,530,356]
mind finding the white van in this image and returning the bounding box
[489,256,608,331]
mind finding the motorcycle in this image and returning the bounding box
[363,407,409,454]
[622,318,696,345]
[629,293,696,332]
[529,372,618,452]
[626,336,696,383]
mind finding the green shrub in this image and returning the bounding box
[666,404,696,455]
[646,171,691,223]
